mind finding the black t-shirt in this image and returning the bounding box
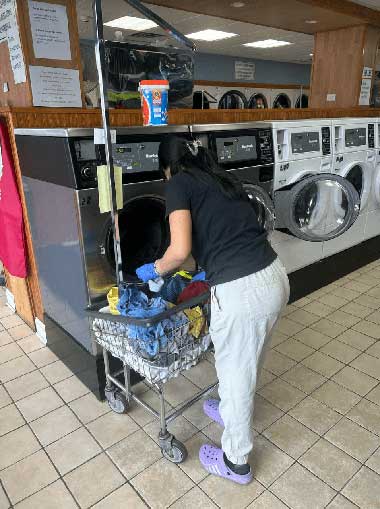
[165,170,277,286]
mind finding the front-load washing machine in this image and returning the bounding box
[192,122,276,234]
[323,118,376,257]
[265,120,361,273]
[364,118,380,240]
[16,125,190,353]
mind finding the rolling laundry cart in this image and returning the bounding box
[88,0,217,463]
[87,291,216,463]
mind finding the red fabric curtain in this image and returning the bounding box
[0,121,28,278]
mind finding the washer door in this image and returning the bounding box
[374,163,380,206]
[219,90,248,109]
[295,94,309,108]
[243,183,275,233]
[248,93,268,109]
[275,174,361,241]
[105,196,169,280]
[273,93,291,109]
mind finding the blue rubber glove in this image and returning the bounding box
[192,271,206,281]
[136,263,159,283]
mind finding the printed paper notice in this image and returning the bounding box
[7,27,26,84]
[29,66,82,107]
[0,0,15,43]
[235,61,255,81]
[359,77,372,106]
[28,1,71,60]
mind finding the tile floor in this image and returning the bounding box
[1,261,380,507]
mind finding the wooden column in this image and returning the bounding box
[310,25,380,108]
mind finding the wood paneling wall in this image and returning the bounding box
[0,113,42,327]
[0,0,83,108]
[310,25,366,108]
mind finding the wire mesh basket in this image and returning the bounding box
[87,291,211,384]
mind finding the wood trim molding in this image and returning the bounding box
[4,106,380,129]
[194,80,310,90]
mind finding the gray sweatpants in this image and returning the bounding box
[209,257,290,465]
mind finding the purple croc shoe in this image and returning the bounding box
[199,444,253,485]
[203,399,224,427]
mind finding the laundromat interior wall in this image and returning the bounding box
[194,52,311,86]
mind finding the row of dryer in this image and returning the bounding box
[193,85,309,109]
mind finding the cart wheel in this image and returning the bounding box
[161,438,188,464]
[105,388,128,414]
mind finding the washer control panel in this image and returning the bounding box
[112,142,159,173]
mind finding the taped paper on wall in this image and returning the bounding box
[0,0,15,43]
[28,1,71,60]
[29,66,82,107]
[7,27,26,84]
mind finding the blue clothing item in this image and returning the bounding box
[160,275,187,303]
[192,271,206,282]
[116,285,187,358]
[136,263,159,283]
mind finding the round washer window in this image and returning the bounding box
[106,197,169,278]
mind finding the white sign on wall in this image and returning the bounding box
[28,0,71,60]
[359,78,372,106]
[29,66,82,107]
[235,61,255,81]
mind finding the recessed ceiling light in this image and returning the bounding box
[244,39,292,48]
[186,29,238,41]
[305,19,318,24]
[104,15,157,31]
[309,53,314,56]
[231,1,245,7]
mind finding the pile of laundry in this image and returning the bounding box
[91,272,210,383]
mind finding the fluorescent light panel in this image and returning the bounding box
[186,29,238,41]
[104,15,157,31]
[244,39,292,48]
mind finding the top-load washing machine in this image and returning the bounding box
[16,125,190,353]
[265,120,361,273]
[364,118,380,240]
[191,122,276,234]
[323,118,375,258]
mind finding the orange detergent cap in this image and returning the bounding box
[140,80,169,86]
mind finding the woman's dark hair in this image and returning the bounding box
[158,135,248,201]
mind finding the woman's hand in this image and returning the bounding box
[136,263,159,283]
[155,210,192,275]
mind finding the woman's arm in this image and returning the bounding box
[155,209,192,276]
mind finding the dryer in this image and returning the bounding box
[16,125,190,353]
[323,118,376,258]
[272,90,292,109]
[246,89,270,109]
[364,118,380,240]
[295,92,309,108]
[218,89,248,109]
[265,120,361,273]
